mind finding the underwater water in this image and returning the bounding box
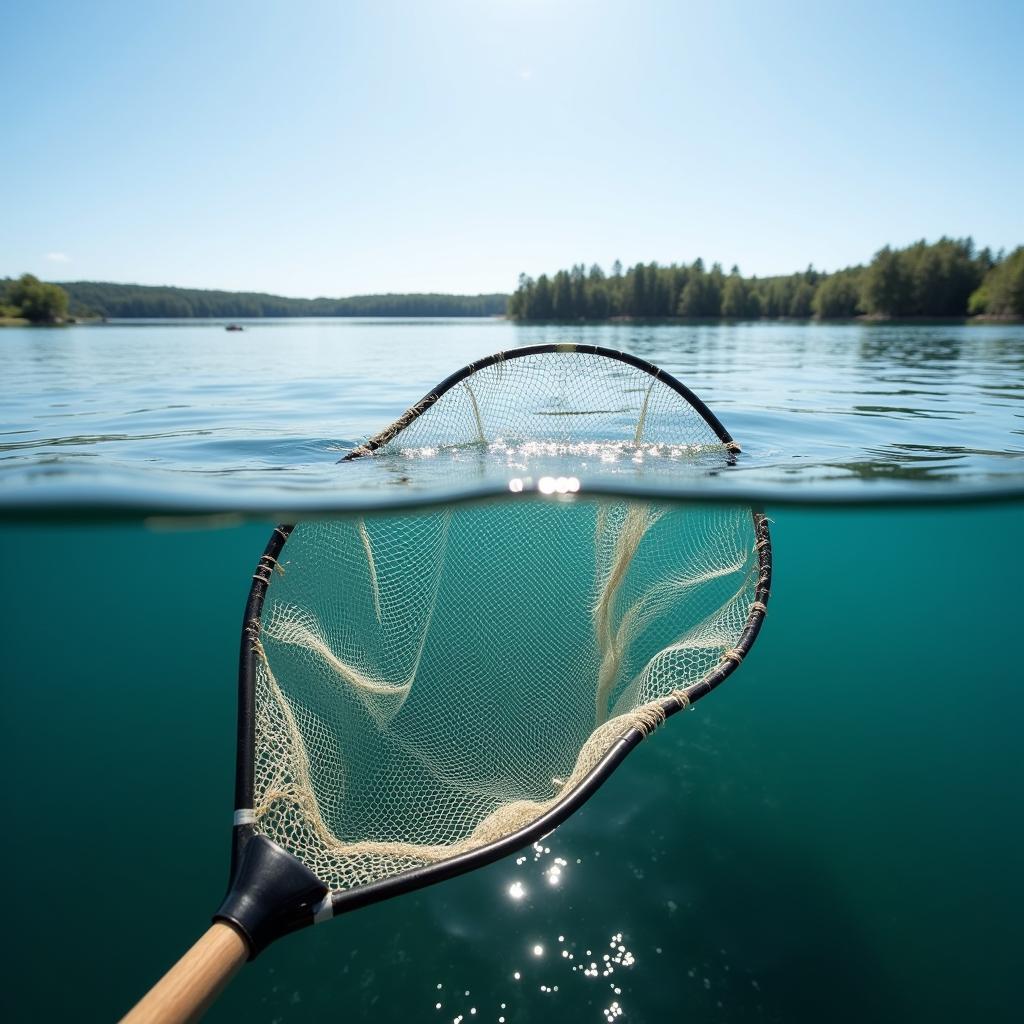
[1,320,1022,1023]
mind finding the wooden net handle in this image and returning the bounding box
[121,922,249,1024]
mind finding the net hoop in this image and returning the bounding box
[341,343,739,461]
[229,345,772,916]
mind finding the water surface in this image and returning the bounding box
[2,318,1022,512]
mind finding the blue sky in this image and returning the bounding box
[3,0,1022,296]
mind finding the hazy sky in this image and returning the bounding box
[3,0,1022,296]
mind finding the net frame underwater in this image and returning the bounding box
[125,344,773,1022]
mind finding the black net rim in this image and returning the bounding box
[341,342,737,461]
[228,347,770,919]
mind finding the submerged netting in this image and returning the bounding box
[249,348,765,892]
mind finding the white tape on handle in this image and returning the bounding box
[313,894,334,924]
[233,808,256,826]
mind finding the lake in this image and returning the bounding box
[2,318,1022,1023]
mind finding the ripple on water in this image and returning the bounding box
[0,319,1022,516]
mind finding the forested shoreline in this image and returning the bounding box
[508,238,1024,321]
[3,237,1023,325]
[0,279,508,321]
[60,282,509,319]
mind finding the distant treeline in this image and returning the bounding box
[55,281,509,319]
[508,238,1024,321]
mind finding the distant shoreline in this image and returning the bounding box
[5,313,1022,328]
[504,313,1024,325]
[47,280,510,320]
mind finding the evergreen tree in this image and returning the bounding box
[532,275,553,319]
[551,270,574,319]
[706,263,725,316]
[812,272,861,318]
[626,263,645,315]
[677,260,720,317]
[721,272,751,318]
[969,246,1024,316]
[789,281,815,318]
[676,271,704,317]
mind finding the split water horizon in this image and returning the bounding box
[3,318,1021,1022]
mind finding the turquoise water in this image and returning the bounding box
[2,320,1023,1022]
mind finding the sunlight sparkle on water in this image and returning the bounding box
[437,843,639,1022]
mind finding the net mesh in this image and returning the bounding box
[250,348,762,892]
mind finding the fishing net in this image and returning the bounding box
[246,347,768,894]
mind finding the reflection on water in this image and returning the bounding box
[430,832,779,1023]
[1,318,1022,512]
[431,841,644,1024]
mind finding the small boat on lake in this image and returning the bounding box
[225,323,244,332]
